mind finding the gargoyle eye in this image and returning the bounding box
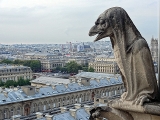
[95,21,99,25]
[99,19,105,24]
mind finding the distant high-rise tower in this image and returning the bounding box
[150,37,158,64]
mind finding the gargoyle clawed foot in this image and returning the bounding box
[132,95,150,106]
[89,105,109,120]
[119,92,127,101]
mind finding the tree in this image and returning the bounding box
[82,67,88,72]
[88,67,94,72]
[17,78,26,86]
[0,59,41,72]
[4,80,16,88]
[66,61,82,73]
[0,80,4,86]
[0,59,13,64]
[30,60,41,72]
[23,60,41,72]
[13,59,24,65]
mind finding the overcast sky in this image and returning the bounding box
[0,0,159,44]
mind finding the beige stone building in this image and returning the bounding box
[0,64,32,82]
[89,55,119,74]
[23,53,58,60]
[23,52,65,72]
[0,72,124,119]
[41,59,65,72]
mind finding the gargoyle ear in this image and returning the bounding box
[101,20,109,29]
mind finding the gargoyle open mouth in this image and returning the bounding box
[94,32,103,41]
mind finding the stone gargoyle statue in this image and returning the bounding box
[89,7,160,119]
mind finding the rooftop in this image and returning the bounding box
[31,76,70,85]
[0,64,31,70]
[0,72,123,105]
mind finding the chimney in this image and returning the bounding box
[35,87,39,93]
[69,78,73,83]
[52,85,56,89]
[107,77,111,83]
[21,86,35,96]
[96,78,100,83]
[74,104,81,109]
[84,105,92,114]
[12,115,21,120]
[45,114,53,120]
[64,83,68,88]
[60,107,68,113]
[77,79,82,86]
[36,112,44,119]
[69,109,77,118]
[74,78,78,83]
[3,91,8,97]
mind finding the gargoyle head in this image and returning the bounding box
[89,7,139,42]
[89,11,113,42]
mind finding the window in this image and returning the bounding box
[10,109,14,116]
[17,107,20,115]
[43,105,46,111]
[4,110,7,118]
[53,103,56,108]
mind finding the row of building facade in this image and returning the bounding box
[0,72,124,119]
[0,64,32,82]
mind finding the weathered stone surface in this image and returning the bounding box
[89,103,160,120]
[88,6,160,120]
[89,6,159,106]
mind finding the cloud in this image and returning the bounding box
[0,0,159,44]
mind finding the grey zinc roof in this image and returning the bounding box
[25,53,35,56]
[68,83,81,91]
[109,78,118,85]
[99,78,110,86]
[96,54,108,58]
[53,112,75,120]
[36,108,90,120]
[90,80,99,88]
[75,72,118,79]
[0,65,30,70]
[31,77,70,85]
[0,94,10,103]
[0,73,123,105]
[76,108,90,120]
[55,85,66,93]
[39,86,57,96]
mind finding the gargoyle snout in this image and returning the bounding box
[89,25,98,36]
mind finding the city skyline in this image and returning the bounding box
[0,0,159,44]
